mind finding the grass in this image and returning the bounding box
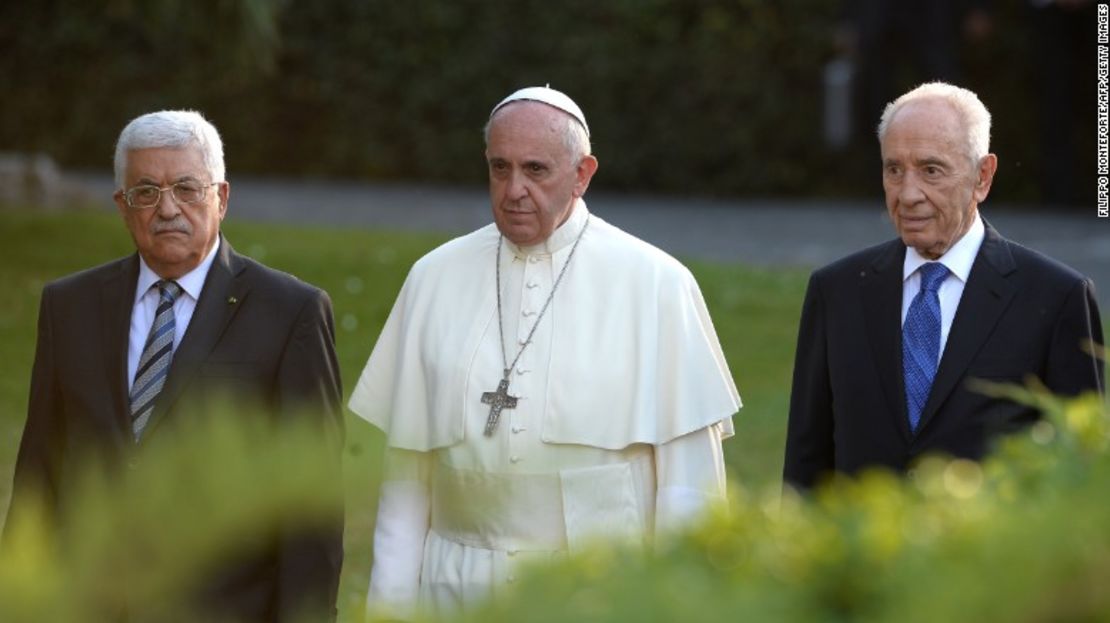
[0,208,808,621]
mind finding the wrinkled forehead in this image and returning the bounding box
[123,145,209,180]
[882,100,969,158]
[490,100,573,131]
[487,103,570,154]
[885,99,965,142]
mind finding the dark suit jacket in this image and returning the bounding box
[784,221,1104,490]
[5,237,344,622]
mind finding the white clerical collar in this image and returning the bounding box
[902,211,985,284]
[134,235,221,305]
[505,198,590,257]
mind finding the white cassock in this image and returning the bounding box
[349,201,741,619]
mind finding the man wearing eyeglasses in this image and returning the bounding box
[5,110,344,621]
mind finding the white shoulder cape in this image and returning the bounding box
[349,211,740,451]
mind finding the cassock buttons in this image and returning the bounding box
[509,455,521,463]
[511,425,526,433]
[523,310,536,317]
[526,281,539,289]
[528,256,540,264]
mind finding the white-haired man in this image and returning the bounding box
[784,82,1105,490]
[5,110,344,621]
[350,86,741,618]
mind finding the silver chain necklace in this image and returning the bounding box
[481,214,590,436]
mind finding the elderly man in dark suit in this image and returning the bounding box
[4,110,344,620]
[784,82,1104,491]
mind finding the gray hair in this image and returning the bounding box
[876,82,991,163]
[483,102,592,164]
[113,110,225,189]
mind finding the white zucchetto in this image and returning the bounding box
[489,85,590,137]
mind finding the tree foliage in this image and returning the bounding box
[4,1,1076,200]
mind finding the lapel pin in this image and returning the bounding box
[227,296,238,305]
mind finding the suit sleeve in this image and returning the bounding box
[1044,278,1105,397]
[783,272,836,491]
[273,289,345,622]
[4,286,64,543]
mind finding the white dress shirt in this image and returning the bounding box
[901,213,986,356]
[127,239,220,391]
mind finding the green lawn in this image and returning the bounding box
[0,208,807,621]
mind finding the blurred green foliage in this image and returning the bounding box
[457,389,1110,623]
[0,1,1078,201]
[0,403,343,622]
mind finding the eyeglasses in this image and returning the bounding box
[123,181,220,209]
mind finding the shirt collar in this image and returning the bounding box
[903,211,985,283]
[134,236,221,304]
[504,199,590,258]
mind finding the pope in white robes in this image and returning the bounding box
[349,86,742,619]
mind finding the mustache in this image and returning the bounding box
[150,217,192,235]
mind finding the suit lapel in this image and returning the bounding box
[100,256,140,431]
[860,240,912,441]
[141,238,250,440]
[917,222,1017,432]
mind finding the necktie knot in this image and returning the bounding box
[919,262,948,293]
[157,280,182,303]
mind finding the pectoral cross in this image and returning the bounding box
[481,371,518,436]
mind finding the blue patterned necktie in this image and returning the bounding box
[130,280,182,441]
[902,262,949,433]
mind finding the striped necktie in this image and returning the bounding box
[902,262,949,433]
[130,280,182,441]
